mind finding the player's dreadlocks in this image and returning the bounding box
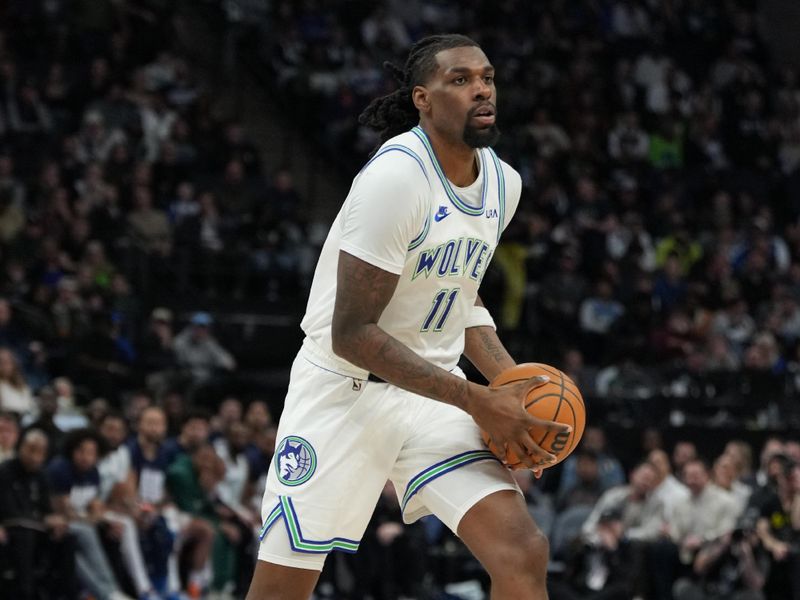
[358,34,479,145]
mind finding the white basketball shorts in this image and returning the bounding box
[257,343,519,570]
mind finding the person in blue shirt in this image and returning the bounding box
[557,426,626,498]
[48,428,134,600]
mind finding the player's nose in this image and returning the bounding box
[473,78,491,100]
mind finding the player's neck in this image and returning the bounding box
[423,127,478,187]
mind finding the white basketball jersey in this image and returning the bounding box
[300,126,521,378]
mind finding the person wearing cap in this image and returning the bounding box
[139,307,178,394]
[173,312,235,385]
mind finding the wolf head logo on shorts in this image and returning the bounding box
[275,436,317,486]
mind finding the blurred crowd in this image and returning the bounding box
[539,429,800,600]
[0,392,278,599]
[0,0,317,406]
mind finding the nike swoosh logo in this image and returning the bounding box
[434,211,450,222]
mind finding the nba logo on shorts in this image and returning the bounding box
[275,436,317,486]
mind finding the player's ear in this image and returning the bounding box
[412,85,431,114]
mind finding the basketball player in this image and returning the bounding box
[247,34,569,600]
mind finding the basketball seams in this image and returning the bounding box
[535,370,565,449]
[560,401,578,456]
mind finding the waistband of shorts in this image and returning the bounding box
[300,337,370,380]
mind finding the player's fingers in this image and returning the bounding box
[519,433,557,465]
[528,415,572,434]
[493,440,507,461]
[508,441,537,469]
[524,375,549,391]
[532,468,544,479]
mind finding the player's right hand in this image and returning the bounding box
[468,374,571,470]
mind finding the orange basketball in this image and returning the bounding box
[482,363,586,470]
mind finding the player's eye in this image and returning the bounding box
[484,76,494,84]
[453,76,466,85]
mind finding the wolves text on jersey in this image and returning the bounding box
[412,237,493,282]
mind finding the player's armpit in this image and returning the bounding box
[464,296,515,382]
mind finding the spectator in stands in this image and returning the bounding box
[119,406,173,597]
[0,347,33,415]
[243,399,272,435]
[672,441,698,482]
[128,406,173,507]
[755,454,798,598]
[672,511,767,600]
[211,397,242,438]
[174,312,235,385]
[550,505,646,600]
[713,452,752,513]
[745,438,785,501]
[139,306,177,394]
[650,459,740,600]
[724,440,755,484]
[87,397,111,429]
[127,185,172,257]
[558,427,626,498]
[167,444,239,595]
[648,449,690,521]
[73,311,135,401]
[161,390,186,437]
[582,461,665,545]
[212,421,252,520]
[0,412,19,462]
[23,385,65,458]
[0,429,76,600]
[712,298,757,354]
[122,390,153,438]
[247,425,277,515]
[164,408,211,459]
[579,279,625,361]
[47,428,134,600]
[97,412,132,501]
[0,298,29,355]
[556,448,605,513]
[538,247,588,338]
[608,112,649,164]
[0,187,26,245]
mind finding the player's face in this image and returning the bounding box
[417,46,499,148]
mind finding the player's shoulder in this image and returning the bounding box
[358,130,431,187]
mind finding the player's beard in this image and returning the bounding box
[462,115,500,148]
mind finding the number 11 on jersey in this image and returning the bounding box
[421,288,460,332]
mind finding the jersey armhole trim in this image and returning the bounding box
[360,144,430,186]
[357,142,432,252]
[488,148,506,243]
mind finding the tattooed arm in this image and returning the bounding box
[331,251,564,468]
[463,296,514,382]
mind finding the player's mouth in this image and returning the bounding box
[471,104,496,126]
